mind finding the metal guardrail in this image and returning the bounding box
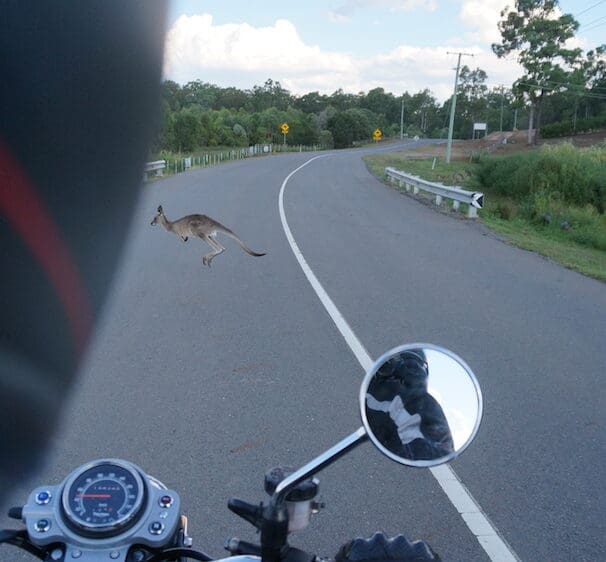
[144,144,328,181]
[144,160,166,177]
[385,167,484,218]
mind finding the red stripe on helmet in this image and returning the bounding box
[0,140,93,358]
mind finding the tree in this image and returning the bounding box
[408,90,440,134]
[214,87,250,110]
[293,91,328,114]
[581,45,606,119]
[362,88,400,123]
[327,112,359,148]
[456,66,489,138]
[170,107,202,152]
[285,110,319,145]
[250,79,292,112]
[328,89,360,111]
[181,80,219,109]
[161,80,183,112]
[485,87,517,133]
[459,66,488,101]
[492,0,582,144]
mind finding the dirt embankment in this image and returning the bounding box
[408,129,606,161]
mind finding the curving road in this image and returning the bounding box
[3,141,605,561]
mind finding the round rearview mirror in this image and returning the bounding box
[360,343,482,467]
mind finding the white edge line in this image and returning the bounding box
[278,156,521,562]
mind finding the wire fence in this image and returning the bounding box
[145,143,328,180]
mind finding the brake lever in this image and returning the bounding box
[0,529,48,560]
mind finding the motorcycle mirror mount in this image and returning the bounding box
[270,343,483,507]
[270,427,368,509]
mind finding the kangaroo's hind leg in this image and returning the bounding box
[201,233,225,267]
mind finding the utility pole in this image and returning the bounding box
[445,52,473,164]
[400,97,404,140]
[499,85,505,132]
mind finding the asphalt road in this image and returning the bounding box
[3,141,605,561]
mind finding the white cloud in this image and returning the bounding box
[458,0,509,43]
[163,14,523,102]
[164,15,354,77]
[163,14,353,93]
[358,45,523,99]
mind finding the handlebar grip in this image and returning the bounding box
[335,532,440,562]
[8,507,22,520]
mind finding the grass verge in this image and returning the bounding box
[363,151,606,282]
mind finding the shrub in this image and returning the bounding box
[496,201,514,220]
[478,143,606,213]
[541,113,606,138]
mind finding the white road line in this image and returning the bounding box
[278,156,521,562]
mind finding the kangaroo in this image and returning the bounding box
[151,205,266,267]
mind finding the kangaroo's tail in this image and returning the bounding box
[222,229,266,257]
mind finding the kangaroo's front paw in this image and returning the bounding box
[202,256,211,267]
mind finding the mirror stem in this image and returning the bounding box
[271,427,368,507]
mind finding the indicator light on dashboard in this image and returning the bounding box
[34,519,51,533]
[159,495,173,508]
[149,521,165,535]
[35,491,52,505]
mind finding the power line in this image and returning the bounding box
[527,78,606,93]
[575,0,606,17]
[579,13,606,27]
[516,81,606,100]
[502,74,606,93]
[582,16,606,30]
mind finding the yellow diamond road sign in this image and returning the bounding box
[373,129,382,140]
[280,123,289,134]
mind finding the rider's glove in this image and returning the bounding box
[335,531,440,562]
[366,395,424,444]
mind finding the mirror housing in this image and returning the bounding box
[360,343,482,468]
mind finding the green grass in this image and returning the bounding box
[363,151,606,282]
[364,152,481,189]
[481,216,606,280]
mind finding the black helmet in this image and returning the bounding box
[376,349,428,382]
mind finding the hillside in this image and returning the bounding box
[407,129,606,161]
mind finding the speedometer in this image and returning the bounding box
[61,460,145,537]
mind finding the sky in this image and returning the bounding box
[163,0,606,102]
[425,349,480,450]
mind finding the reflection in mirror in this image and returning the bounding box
[360,344,482,468]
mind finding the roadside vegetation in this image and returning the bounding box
[150,0,605,158]
[152,0,606,281]
[364,142,606,281]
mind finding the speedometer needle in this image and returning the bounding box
[76,494,112,498]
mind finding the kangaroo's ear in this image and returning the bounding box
[157,205,163,213]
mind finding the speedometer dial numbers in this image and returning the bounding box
[62,461,145,537]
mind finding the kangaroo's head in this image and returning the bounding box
[151,205,164,226]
